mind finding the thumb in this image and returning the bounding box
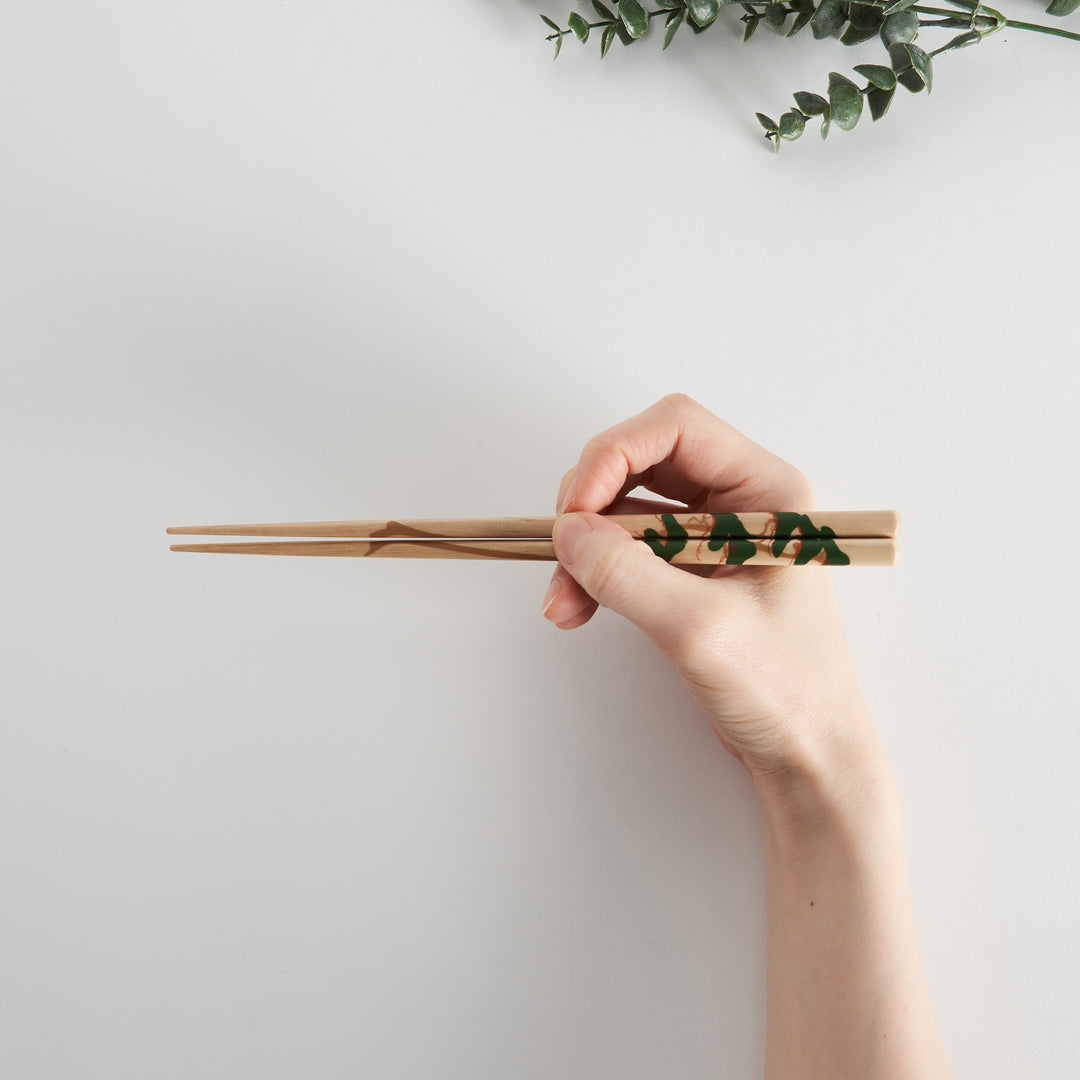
[552,512,700,643]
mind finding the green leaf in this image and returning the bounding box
[600,22,618,56]
[867,84,896,120]
[883,0,919,10]
[889,41,932,92]
[848,3,882,29]
[553,33,563,58]
[756,112,780,133]
[764,3,787,30]
[841,23,881,44]
[743,14,760,40]
[592,0,617,19]
[664,8,685,47]
[881,10,919,46]
[811,0,846,38]
[853,63,897,90]
[540,14,561,32]
[788,10,815,35]
[619,0,650,38]
[779,110,807,139]
[828,75,863,130]
[1047,0,1080,13]
[908,42,933,92]
[820,109,832,140]
[793,91,829,115]
[686,0,720,27]
[938,29,981,52]
[568,12,590,41]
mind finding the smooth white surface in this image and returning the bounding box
[2,3,1078,1077]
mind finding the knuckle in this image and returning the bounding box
[660,391,698,411]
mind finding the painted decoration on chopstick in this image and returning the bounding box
[644,512,851,566]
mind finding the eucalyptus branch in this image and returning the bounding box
[538,0,1079,148]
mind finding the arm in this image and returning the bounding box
[540,394,952,1080]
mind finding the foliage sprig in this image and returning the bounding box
[539,0,1080,149]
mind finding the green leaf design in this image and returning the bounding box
[664,8,685,47]
[820,108,832,139]
[1046,0,1080,13]
[867,84,896,120]
[643,514,690,562]
[883,0,919,11]
[779,109,807,139]
[706,514,758,565]
[854,63,897,90]
[744,14,760,40]
[540,14,561,32]
[601,22,618,55]
[811,0,846,38]
[828,72,864,130]
[553,33,563,58]
[881,10,919,46]
[568,12,590,41]
[686,0,720,28]
[619,0,649,38]
[794,90,830,115]
[770,514,851,565]
[765,3,787,30]
[756,112,780,133]
[592,0,617,19]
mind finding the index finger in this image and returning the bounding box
[563,394,815,515]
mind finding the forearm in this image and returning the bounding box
[754,738,953,1080]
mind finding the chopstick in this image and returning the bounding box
[168,511,901,567]
[166,510,899,540]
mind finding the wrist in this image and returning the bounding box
[749,723,897,844]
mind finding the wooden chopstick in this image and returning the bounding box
[170,533,899,567]
[168,512,900,566]
[166,510,901,540]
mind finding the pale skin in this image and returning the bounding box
[540,394,953,1080]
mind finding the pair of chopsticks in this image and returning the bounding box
[168,511,901,566]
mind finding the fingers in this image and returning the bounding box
[541,563,598,629]
[550,512,704,645]
[563,393,814,517]
[541,494,694,628]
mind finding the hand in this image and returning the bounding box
[540,394,881,785]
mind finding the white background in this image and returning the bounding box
[2,2,1078,1077]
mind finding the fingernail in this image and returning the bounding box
[552,514,593,566]
[541,572,564,617]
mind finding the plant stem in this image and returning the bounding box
[1003,18,1080,40]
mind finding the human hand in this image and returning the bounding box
[540,394,882,786]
